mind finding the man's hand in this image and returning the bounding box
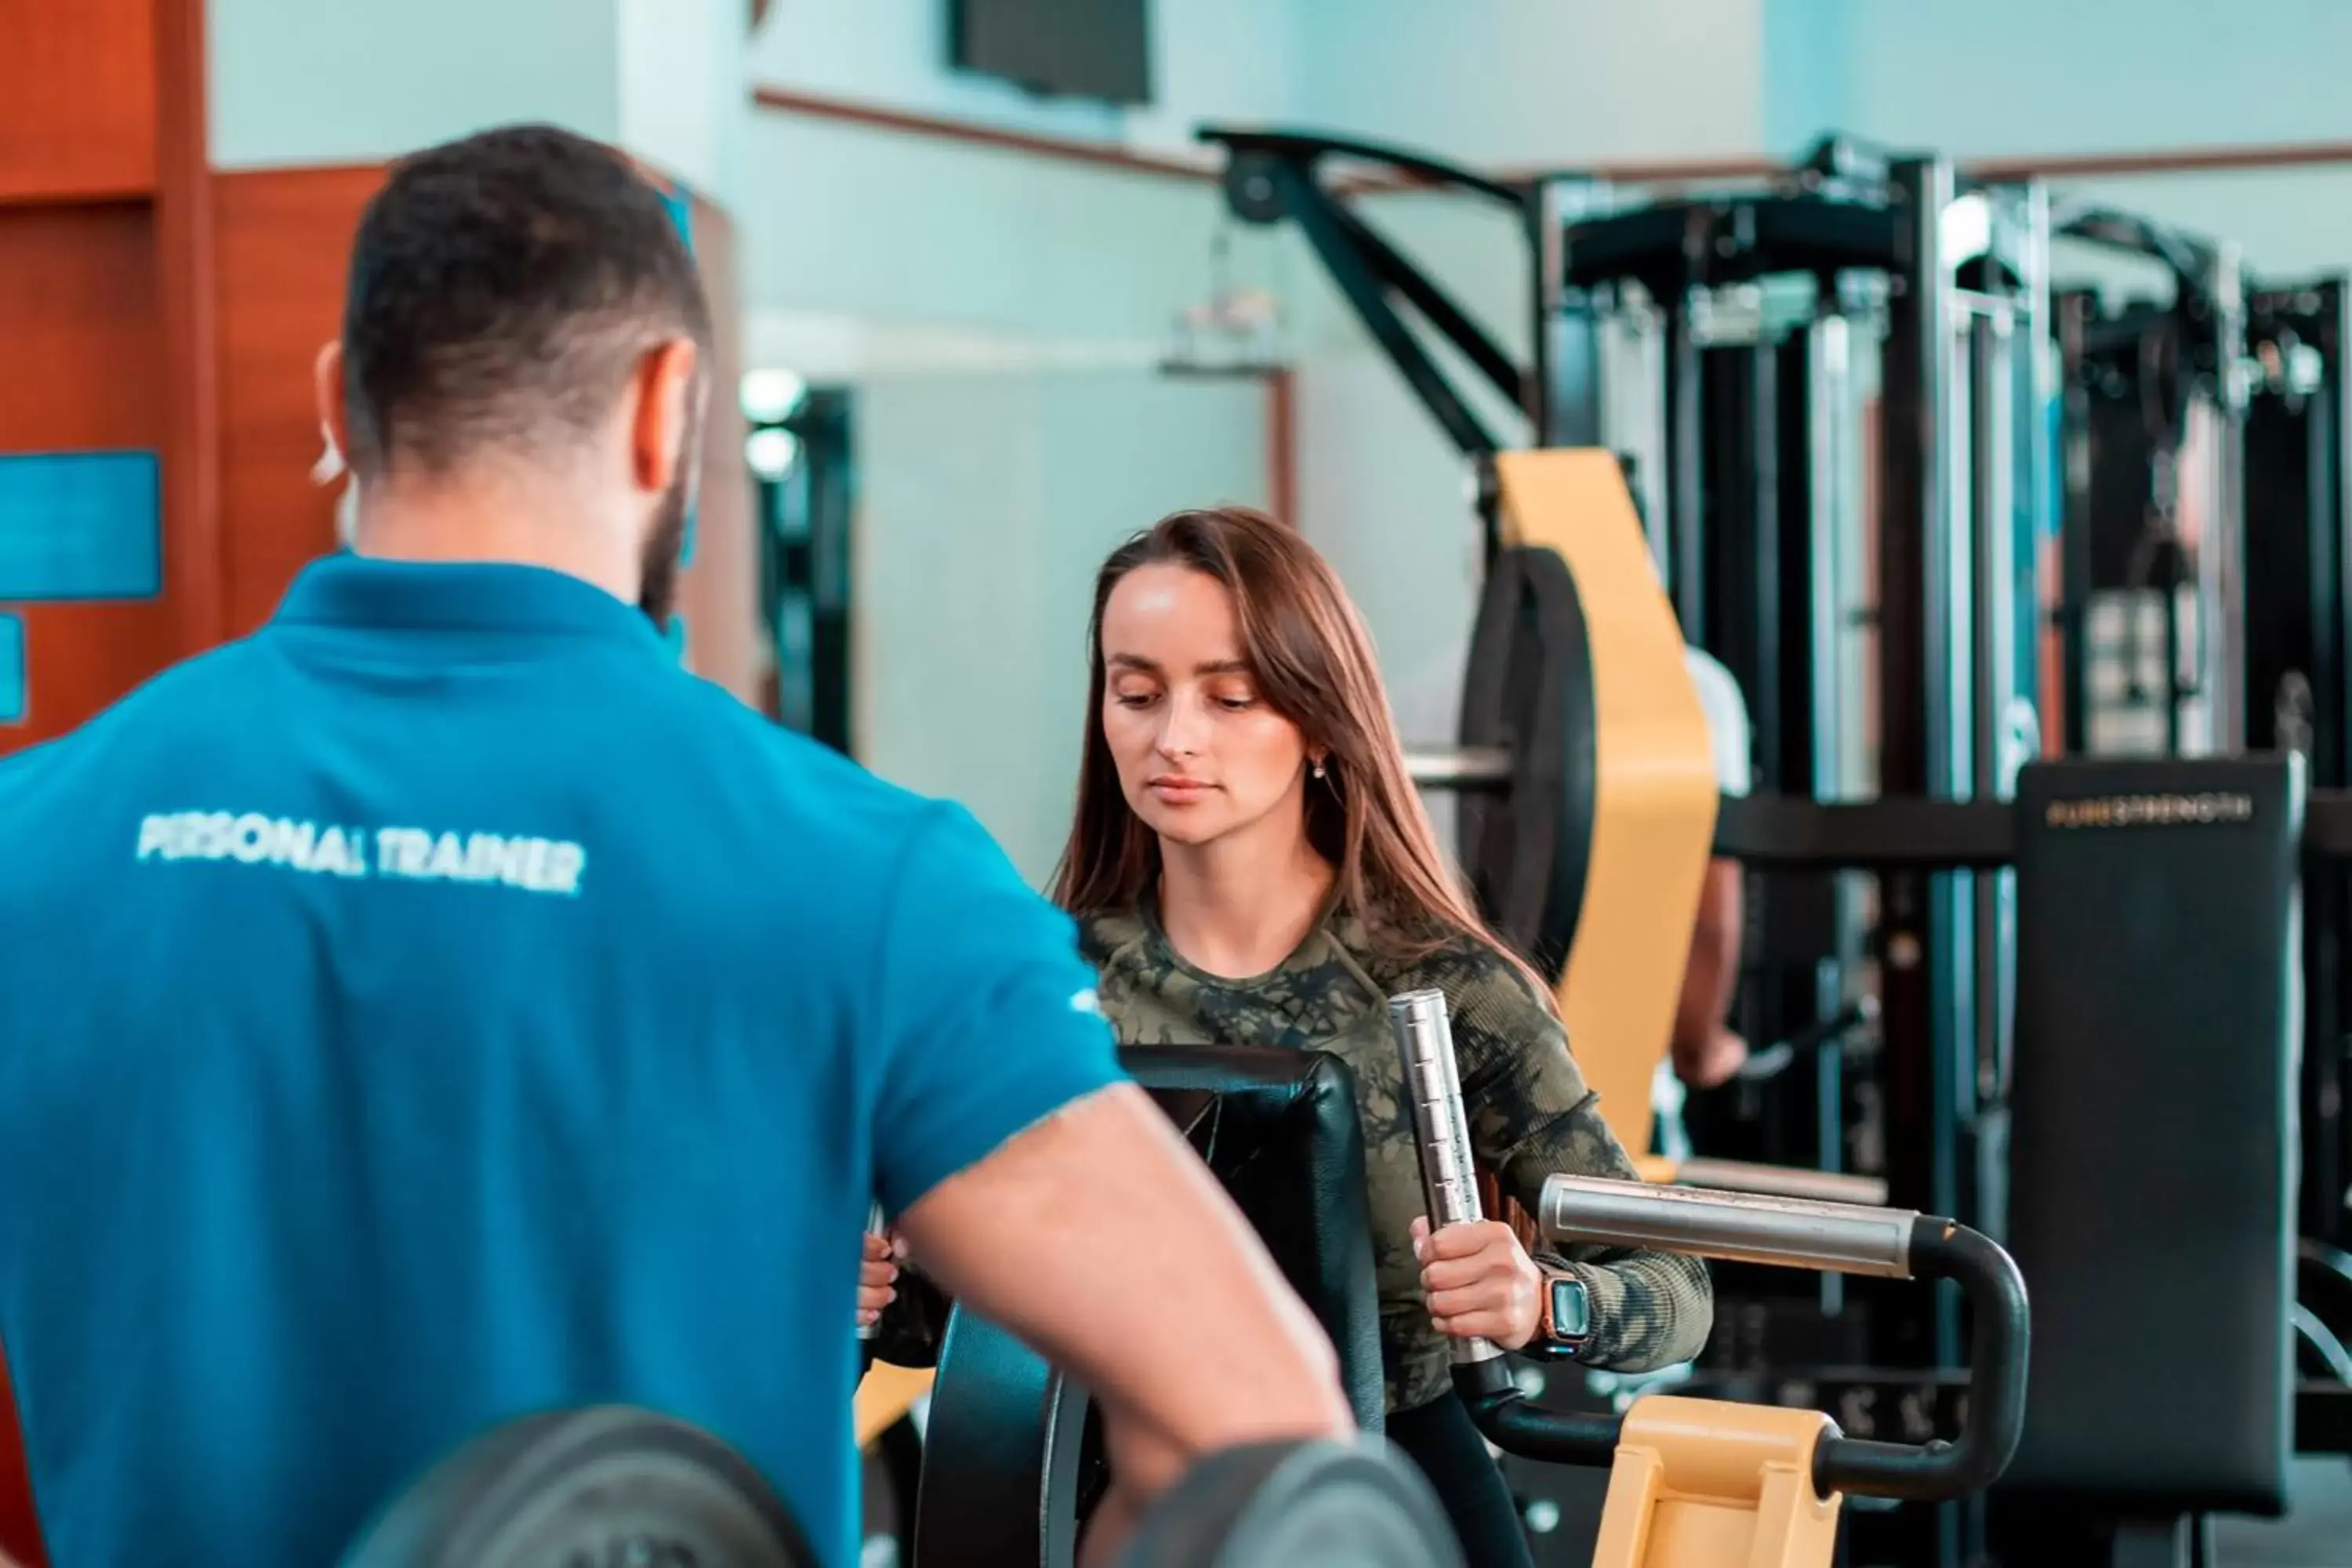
[1412,1215,1542,1351]
[858,1229,902,1331]
[1675,1024,1750,1090]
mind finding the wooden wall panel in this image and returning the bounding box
[0,0,158,203]
[155,0,222,652]
[213,166,383,635]
[0,205,162,446]
[0,205,184,747]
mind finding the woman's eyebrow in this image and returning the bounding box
[1106,654,1251,676]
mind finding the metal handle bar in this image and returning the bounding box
[1391,985,2028,1504]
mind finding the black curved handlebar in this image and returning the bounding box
[1813,1220,2029,1500]
[1460,1215,2030,1504]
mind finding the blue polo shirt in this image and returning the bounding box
[0,556,1123,1568]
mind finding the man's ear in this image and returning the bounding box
[313,342,353,472]
[630,337,704,495]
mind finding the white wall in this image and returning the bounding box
[737,110,1287,351]
[212,0,748,204]
[855,369,1271,884]
[209,0,622,168]
[748,0,1301,156]
[1292,0,1766,166]
[615,0,749,204]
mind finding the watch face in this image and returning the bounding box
[1551,1276,1592,1340]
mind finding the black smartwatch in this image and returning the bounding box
[1538,1269,1593,1356]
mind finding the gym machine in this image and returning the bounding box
[1396,987,2027,1568]
[1202,123,2045,1566]
[2049,208,2246,761]
[2051,244,2352,1427]
[1197,123,2352,1563]
[2234,277,2352,1383]
[906,1011,2031,1568]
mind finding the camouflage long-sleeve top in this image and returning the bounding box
[1080,906,1714,1415]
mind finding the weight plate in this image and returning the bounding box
[1120,1439,1462,1568]
[1457,544,1595,981]
[340,1406,815,1568]
[913,1310,1093,1568]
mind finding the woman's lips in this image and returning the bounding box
[1148,776,1213,804]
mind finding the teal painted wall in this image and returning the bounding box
[1773,0,2352,291]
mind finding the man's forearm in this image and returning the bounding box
[1671,859,1743,1059]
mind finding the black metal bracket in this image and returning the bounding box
[1558,193,1902,299]
[2051,201,2218,316]
[1198,126,1526,209]
[1200,125,1534,465]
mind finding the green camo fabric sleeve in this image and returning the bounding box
[1085,906,1714,1405]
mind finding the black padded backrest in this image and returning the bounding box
[2004,757,2301,1515]
[912,1047,1391,1566]
[1120,1046,1386,1436]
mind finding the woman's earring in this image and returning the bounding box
[1312,757,1328,780]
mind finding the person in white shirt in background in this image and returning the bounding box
[1655,646,1755,1159]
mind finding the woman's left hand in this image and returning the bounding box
[1411,1214,1543,1351]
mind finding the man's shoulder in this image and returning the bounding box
[0,641,263,793]
[655,670,947,844]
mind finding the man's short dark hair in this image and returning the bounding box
[341,123,713,477]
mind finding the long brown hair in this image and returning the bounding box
[1050,505,1552,1002]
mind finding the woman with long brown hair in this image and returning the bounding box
[1052,506,1712,1567]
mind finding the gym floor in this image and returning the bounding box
[2212,1462,2352,1566]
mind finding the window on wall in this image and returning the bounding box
[746,374,855,756]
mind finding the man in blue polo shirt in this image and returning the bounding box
[0,125,1348,1568]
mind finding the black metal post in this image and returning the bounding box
[1877,154,1957,1233]
[1269,160,1501,461]
[2056,289,2096,755]
[2321,280,2352,1248]
[1534,175,1616,448]
[1665,300,1705,641]
[1530,178,1560,443]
